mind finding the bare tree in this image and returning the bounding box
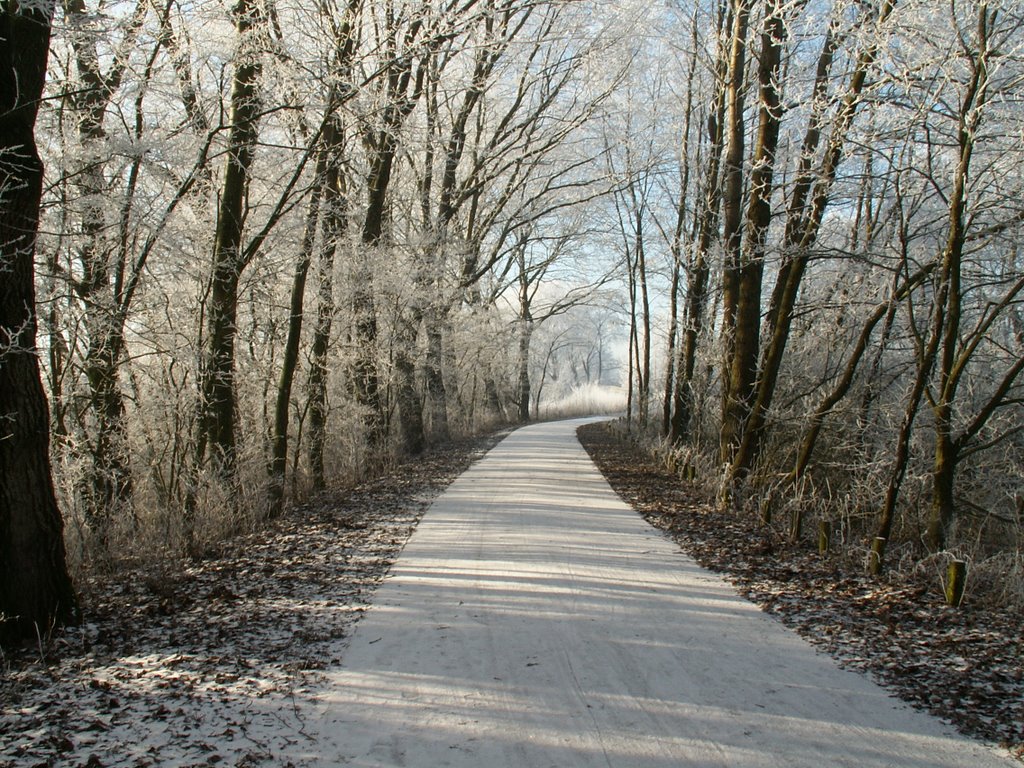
[196,0,270,485]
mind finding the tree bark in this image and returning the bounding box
[670,0,728,446]
[197,0,266,482]
[517,317,533,423]
[62,0,148,538]
[307,137,348,491]
[268,153,326,513]
[662,5,700,438]
[635,210,651,427]
[722,0,788,480]
[718,0,752,466]
[733,0,895,479]
[423,308,450,442]
[924,2,992,551]
[0,1,77,644]
[393,308,426,455]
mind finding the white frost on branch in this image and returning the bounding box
[7,0,57,16]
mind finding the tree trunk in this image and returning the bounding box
[517,254,534,424]
[308,147,348,491]
[268,152,326,513]
[516,319,532,423]
[198,0,266,481]
[306,2,359,490]
[424,308,450,442]
[352,137,394,447]
[671,2,729,446]
[733,0,894,478]
[870,359,931,574]
[924,2,991,552]
[63,0,147,538]
[662,6,700,438]
[723,0,787,481]
[393,310,425,455]
[636,213,652,427]
[0,2,77,644]
[926,428,957,552]
[718,0,752,466]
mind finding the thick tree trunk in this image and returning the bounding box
[926,428,958,552]
[198,0,265,481]
[82,333,133,535]
[723,0,787,482]
[0,2,77,644]
[733,1,894,479]
[393,310,426,455]
[517,318,533,423]
[718,0,751,466]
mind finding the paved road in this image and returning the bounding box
[287,419,1014,767]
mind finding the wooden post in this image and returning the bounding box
[867,536,886,575]
[789,506,803,542]
[818,520,831,555]
[945,560,967,607]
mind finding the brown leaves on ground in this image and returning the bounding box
[577,421,1023,760]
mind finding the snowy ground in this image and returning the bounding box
[1,420,1019,766]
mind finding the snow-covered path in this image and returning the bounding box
[284,419,1014,767]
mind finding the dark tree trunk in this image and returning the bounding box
[517,318,533,423]
[0,3,77,644]
[393,309,425,455]
[733,0,895,479]
[198,0,265,482]
[670,1,728,446]
[268,153,326,513]
[662,5,703,439]
[63,0,147,538]
[308,148,348,491]
[306,3,360,490]
[924,2,990,552]
[722,0,786,480]
[718,0,751,466]
[636,215,651,427]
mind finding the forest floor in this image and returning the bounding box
[0,419,1020,766]
[576,421,1024,761]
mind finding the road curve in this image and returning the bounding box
[286,419,1014,767]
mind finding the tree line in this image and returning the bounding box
[621,0,1023,580]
